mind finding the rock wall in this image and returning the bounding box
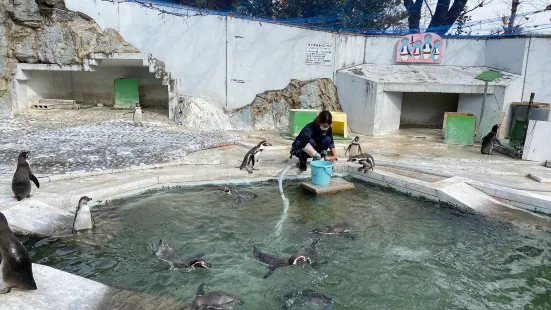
[0,0,138,118]
[173,78,343,131]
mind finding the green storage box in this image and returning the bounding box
[289,109,319,136]
[114,79,139,110]
[443,112,476,145]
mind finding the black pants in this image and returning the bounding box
[294,135,332,169]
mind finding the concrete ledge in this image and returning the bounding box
[529,174,551,183]
[300,178,356,195]
[468,180,551,214]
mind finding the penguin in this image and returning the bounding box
[181,283,243,310]
[347,153,375,173]
[312,222,355,239]
[481,131,497,155]
[123,104,143,126]
[149,239,210,270]
[72,196,95,234]
[491,124,502,147]
[253,246,311,279]
[281,288,333,310]
[0,212,37,294]
[219,186,257,201]
[239,140,272,174]
[344,136,362,158]
[12,151,40,201]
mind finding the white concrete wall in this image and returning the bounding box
[522,38,551,105]
[400,93,459,126]
[485,38,528,75]
[523,120,551,161]
[63,0,551,117]
[376,91,402,133]
[335,71,374,135]
[26,68,167,107]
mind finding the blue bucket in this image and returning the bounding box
[310,160,333,186]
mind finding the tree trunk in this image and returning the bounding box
[404,0,423,33]
[506,0,521,34]
[427,0,468,35]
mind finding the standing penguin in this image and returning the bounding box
[12,152,40,201]
[344,136,362,158]
[124,104,143,126]
[239,140,272,174]
[481,132,497,155]
[0,212,37,294]
[72,196,95,234]
[347,153,375,172]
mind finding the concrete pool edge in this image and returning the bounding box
[3,163,551,310]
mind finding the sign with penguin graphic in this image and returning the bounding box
[396,33,443,64]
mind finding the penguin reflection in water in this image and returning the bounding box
[281,288,334,310]
[181,283,243,310]
[149,239,211,270]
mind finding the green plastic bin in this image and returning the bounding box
[114,79,139,110]
[289,109,318,136]
[443,112,476,145]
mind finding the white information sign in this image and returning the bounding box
[306,43,333,66]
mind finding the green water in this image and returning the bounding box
[25,180,551,309]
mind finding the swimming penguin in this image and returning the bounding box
[72,196,95,234]
[0,212,37,294]
[344,136,362,158]
[281,288,333,310]
[12,152,40,201]
[253,246,311,279]
[219,186,257,201]
[239,140,272,174]
[124,104,143,126]
[181,283,243,310]
[149,239,210,270]
[312,222,355,239]
[347,153,375,172]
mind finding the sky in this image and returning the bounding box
[441,0,551,35]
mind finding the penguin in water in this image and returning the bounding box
[239,140,272,174]
[0,212,37,294]
[123,103,143,126]
[344,136,362,158]
[481,124,501,155]
[281,288,333,310]
[181,283,243,310]
[347,153,375,172]
[149,239,210,270]
[253,246,312,279]
[72,196,95,235]
[12,151,40,201]
[312,222,355,240]
[219,186,257,201]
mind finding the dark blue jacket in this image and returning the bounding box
[291,122,335,155]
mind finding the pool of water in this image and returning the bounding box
[25,180,551,309]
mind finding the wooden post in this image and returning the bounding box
[521,92,535,148]
[477,81,489,136]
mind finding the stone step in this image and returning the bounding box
[39,99,76,105]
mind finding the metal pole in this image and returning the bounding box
[478,81,489,136]
[522,92,535,148]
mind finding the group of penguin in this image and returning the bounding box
[239,137,376,175]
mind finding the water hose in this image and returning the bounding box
[273,164,293,238]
